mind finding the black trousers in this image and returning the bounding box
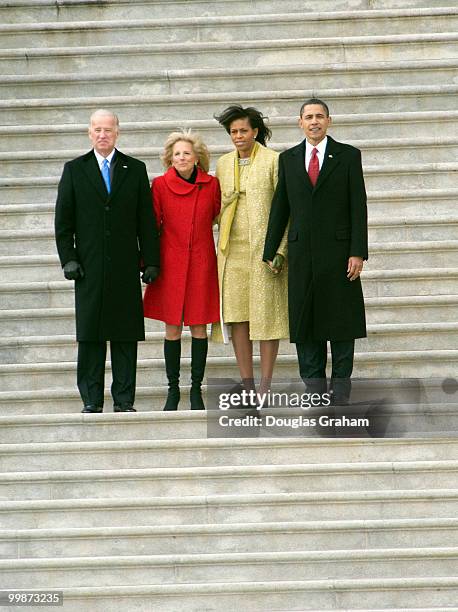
[296,339,355,398]
[77,341,138,407]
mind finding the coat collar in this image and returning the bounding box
[163,166,212,195]
[289,135,343,192]
[81,148,130,201]
[315,135,343,192]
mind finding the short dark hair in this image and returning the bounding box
[300,98,330,118]
[214,104,272,146]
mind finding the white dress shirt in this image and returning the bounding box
[94,148,116,171]
[305,137,328,172]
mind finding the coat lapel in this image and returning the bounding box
[290,141,313,193]
[81,150,107,201]
[110,149,130,198]
[314,136,342,193]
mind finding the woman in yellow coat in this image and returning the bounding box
[212,105,289,398]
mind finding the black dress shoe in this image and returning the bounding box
[330,393,350,406]
[81,405,103,413]
[114,403,136,412]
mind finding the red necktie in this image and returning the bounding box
[308,147,319,187]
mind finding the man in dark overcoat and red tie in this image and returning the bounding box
[263,98,368,404]
[55,109,160,413]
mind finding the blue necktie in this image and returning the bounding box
[102,158,111,194]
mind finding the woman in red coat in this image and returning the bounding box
[143,130,221,410]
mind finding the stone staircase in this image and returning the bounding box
[0,0,457,610]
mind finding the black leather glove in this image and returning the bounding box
[142,266,159,284]
[63,260,84,280]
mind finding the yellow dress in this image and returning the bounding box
[223,159,250,322]
[212,144,289,343]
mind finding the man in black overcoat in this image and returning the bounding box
[263,98,368,404]
[55,109,159,413]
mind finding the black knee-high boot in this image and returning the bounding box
[163,338,181,411]
[190,337,208,410]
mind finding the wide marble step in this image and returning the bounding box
[11,578,456,612]
[2,517,458,559]
[2,547,457,588]
[2,214,458,256]
[3,184,457,214]
[2,323,458,367]
[1,437,456,472]
[1,293,457,339]
[1,239,458,284]
[1,348,457,393]
[2,488,458,529]
[2,138,457,178]
[4,459,458,502]
[1,8,456,48]
[1,0,453,23]
[1,61,456,103]
[2,32,457,75]
[1,268,456,313]
[2,84,456,125]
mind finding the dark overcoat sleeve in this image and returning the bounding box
[348,148,368,261]
[263,152,290,261]
[137,162,160,268]
[55,162,78,267]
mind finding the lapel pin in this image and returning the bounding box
[328,154,333,158]
[123,165,128,168]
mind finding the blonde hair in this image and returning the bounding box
[161,129,210,173]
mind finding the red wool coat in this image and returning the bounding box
[143,167,221,326]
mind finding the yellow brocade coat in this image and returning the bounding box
[212,144,289,343]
